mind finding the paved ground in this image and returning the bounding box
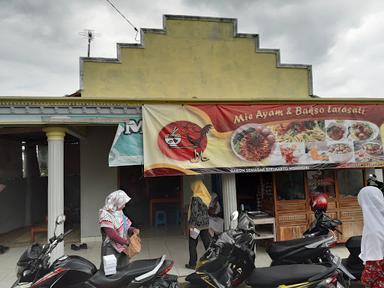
[0,227,360,288]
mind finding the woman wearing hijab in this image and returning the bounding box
[185,179,212,269]
[358,184,384,288]
[99,190,139,269]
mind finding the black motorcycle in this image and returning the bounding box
[269,172,384,280]
[11,215,179,288]
[266,208,343,266]
[186,211,352,288]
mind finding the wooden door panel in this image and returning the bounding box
[339,198,360,208]
[276,200,307,213]
[339,209,363,222]
[278,213,308,224]
[278,224,308,241]
[340,221,363,242]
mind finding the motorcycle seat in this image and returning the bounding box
[267,235,328,260]
[246,264,331,287]
[345,236,362,251]
[87,258,162,288]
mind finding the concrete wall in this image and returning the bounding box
[82,15,311,101]
[80,126,118,239]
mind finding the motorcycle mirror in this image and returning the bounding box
[56,215,66,225]
[230,211,239,222]
[54,214,66,237]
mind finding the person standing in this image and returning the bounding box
[358,183,384,288]
[99,190,139,270]
[185,179,211,270]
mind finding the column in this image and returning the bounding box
[222,174,238,230]
[43,127,67,262]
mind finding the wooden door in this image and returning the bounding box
[277,205,309,241]
[276,200,309,241]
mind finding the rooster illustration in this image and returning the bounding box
[186,124,212,148]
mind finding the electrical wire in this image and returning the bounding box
[104,0,139,40]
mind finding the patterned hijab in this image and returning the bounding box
[99,190,131,229]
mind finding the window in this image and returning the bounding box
[276,171,305,200]
[307,170,336,199]
[337,169,364,197]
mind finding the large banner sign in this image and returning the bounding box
[143,104,384,177]
[109,117,143,166]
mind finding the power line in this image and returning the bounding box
[104,0,139,37]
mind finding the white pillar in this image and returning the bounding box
[222,174,238,230]
[374,168,383,182]
[43,127,66,262]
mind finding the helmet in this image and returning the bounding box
[310,194,328,212]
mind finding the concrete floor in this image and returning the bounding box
[0,226,357,288]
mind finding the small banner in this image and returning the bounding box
[109,117,143,167]
[143,104,384,177]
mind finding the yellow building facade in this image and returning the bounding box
[1,15,383,245]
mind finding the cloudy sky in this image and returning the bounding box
[1,0,384,98]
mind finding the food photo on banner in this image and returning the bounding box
[142,104,384,177]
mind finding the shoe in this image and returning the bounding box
[71,244,80,251]
[185,263,196,270]
[80,243,88,249]
[0,245,9,254]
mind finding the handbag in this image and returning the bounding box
[124,233,142,258]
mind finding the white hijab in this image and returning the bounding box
[358,186,384,263]
[99,190,131,229]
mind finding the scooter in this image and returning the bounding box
[11,215,179,288]
[267,200,365,280]
[269,173,384,279]
[186,211,353,288]
[266,209,343,266]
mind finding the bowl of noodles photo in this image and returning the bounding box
[231,123,276,162]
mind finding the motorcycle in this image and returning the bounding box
[269,173,384,280]
[11,215,179,288]
[186,211,352,288]
[266,208,343,266]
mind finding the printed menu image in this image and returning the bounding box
[143,104,384,176]
[271,120,325,142]
[231,124,276,162]
[354,140,384,162]
[305,142,329,163]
